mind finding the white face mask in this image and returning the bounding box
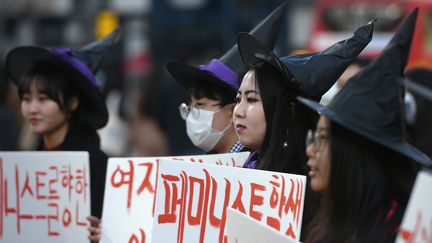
[185,106,232,152]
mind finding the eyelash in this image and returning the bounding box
[234,96,258,104]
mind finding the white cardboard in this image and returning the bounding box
[0,152,90,243]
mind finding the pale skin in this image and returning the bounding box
[306,116,331,193]
[20,82,78,149]
[87,216,102,242]
[19,82,105,241]
[233,70,266,152]
[189,96,238,153]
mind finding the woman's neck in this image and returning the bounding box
[43,123,70,149]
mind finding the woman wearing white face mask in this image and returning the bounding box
[178,88,240,153]
[167,3,287,153]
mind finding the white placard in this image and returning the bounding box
[0,152,90,243]
[396,170,432,243]
[226,208,298,243]
[101,152,249,243]
[152,159,306,243]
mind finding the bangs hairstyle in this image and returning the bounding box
[187,76,237,107]
[18,63,78,116]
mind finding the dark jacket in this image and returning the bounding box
[38,126,108,218]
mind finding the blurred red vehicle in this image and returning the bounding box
[308,0,432,69]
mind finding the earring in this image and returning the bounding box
[282,128,289,149]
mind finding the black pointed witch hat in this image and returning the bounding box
[237,19,374,101]
[167,3,287,93]
[6,28,120,129]
[298,9,432,166]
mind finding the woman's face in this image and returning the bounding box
[233,70,266,151]
[21,82,69,136]
[306,116,331,193]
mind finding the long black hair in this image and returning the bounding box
[238,61,321,239]
[306,120,418,243]
[18,63,101,145]
[239,61,318,174]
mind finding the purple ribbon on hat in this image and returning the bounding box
[50,48,99,89]
[198,59,239,89]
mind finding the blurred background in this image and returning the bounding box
[1,0,431,157]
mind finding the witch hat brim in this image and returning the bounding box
[298,9,432,167]
[167,3,287,93]
[167,61,238,93]
[6,29,119,129]
[298,97,432,167]
[237,20,374,101]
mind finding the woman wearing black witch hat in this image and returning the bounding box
[167,3,286,155]
[5,29,119,236]
[298,9,432,242]
[233,17,374,238]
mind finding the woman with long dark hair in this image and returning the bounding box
[233,20,374,237]
[6,29,119,241]
[299,10,432,242]
[167,3,286,154]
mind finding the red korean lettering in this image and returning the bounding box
[283,178,304,239]
[60,165,74,201]
[62,207,72,227]
[48,166,60,200]
[209,178,231,243]
[157,171,188,232]
[189,158,204,163]
[284,179,303,227]
[249,183,265,221]
[74,166,88,203]
[231,181,246,214]
[399,210,432,243]
[158,174,180,223]
[36,171,47,200]
[128,228,146,243]
[20,171,34,198]
[136,162,155,195]
[47,203,59,236]
[266,175,287,231]
[111,160,134,210]
[187,176,205,226]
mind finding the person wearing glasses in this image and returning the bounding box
[299,10,431,242]
[234,21,374,239]
[167,4,286,153]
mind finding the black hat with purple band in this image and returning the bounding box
[166,3,287,94]
[298,9,432,167]
[6,28,120,130]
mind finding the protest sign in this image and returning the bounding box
[0,152,90,243]
[101,152,249,243]
[225,208,298,243]
[152,159,306,243]
[396,170,432,243]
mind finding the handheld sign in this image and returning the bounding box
[152,159,306,243]
[396,170,432,243]
[100,152,249,243]
[0,152,90,243]
[225,208,298,243]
